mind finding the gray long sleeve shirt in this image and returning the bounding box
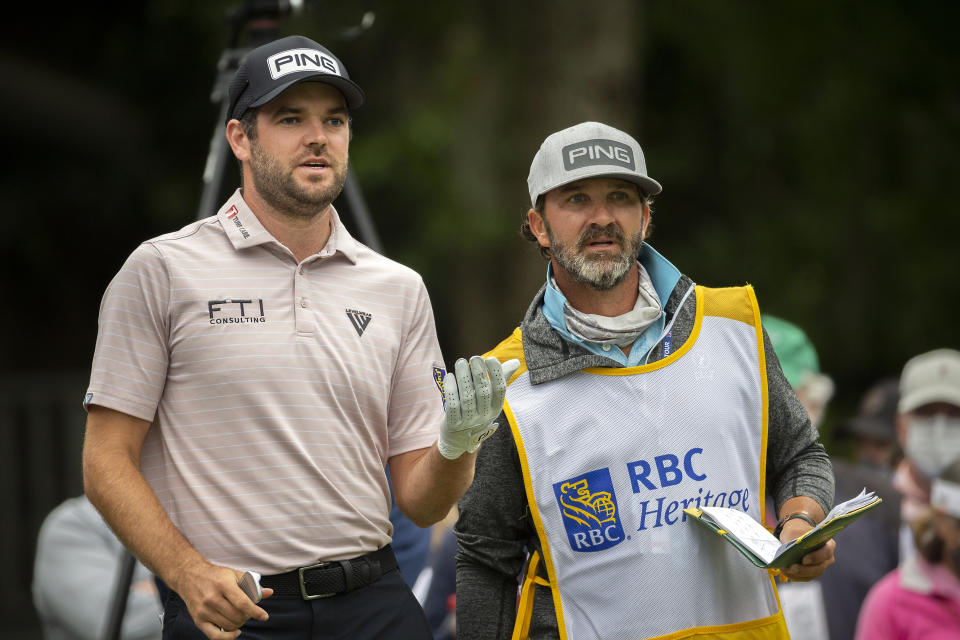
[454,275,834,639]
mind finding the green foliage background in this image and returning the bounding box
[1,1,958,633]
[3,0,958,437]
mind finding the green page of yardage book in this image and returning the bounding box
[684,488,881,570]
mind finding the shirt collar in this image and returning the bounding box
[217,189,358,264]
[217,190,272,249]
[639,243,682,302]
[541,242,682,366]
[325,205,359,264]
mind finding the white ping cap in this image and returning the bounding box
[899,348,960,413]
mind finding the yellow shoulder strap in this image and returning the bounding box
[483,327,527,383]
[699,285,760,326]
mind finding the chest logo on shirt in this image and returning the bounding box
[346,308,372,336]
[208,299,266,325]
[553,468,625,552]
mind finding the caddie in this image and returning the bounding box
[455,121,836,639]
[82,34,515,640]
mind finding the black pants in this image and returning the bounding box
[160,569,431,639]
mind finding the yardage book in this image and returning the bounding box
[684,489,882,570]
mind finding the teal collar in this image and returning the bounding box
[542,243,682,366]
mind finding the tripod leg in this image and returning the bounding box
[197,102,232,220]
[342,169,384,254]
[102,549,137,640]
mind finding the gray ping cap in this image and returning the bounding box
[527,122,662,206]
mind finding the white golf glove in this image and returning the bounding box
[438,356,521,460]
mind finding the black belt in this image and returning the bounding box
[261,545,397,600]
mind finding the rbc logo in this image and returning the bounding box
[553,468,625,552]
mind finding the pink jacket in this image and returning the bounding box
[855,553,960,639]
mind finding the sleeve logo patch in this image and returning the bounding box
[433,366,446,406]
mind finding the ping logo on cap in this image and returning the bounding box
[267,48,341,79]
[554,468,625,552]
[562,138,635,172]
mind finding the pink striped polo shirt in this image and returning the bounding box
[85,189,446,573]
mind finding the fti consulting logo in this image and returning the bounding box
[553,468,625,552]
[208,299,266,325]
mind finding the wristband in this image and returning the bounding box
[773,511,816,538]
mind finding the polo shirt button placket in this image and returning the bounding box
[294,286,314,333]
[293,257,314,333]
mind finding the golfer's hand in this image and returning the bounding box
[177,562,273,639]
[438,356,520,459]
[777,519,837,582]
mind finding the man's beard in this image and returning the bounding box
[547,222,644,291]
[248,141,348,219]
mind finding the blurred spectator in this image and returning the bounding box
[33,495,161,640]
[842,378,902,473]
[893,348,960,560]
[855,456,960,639]
[823,377,903,640]
[762,315,834,428]
[764,315,901,640]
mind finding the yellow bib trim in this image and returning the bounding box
[504,402,572,639]
[484,326,527,384]
[749,287,772,528]
[581,285,706,376]
[646,610,789,639]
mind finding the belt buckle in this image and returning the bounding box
[298,562,337,600]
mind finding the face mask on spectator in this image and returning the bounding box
[906,415,960,477]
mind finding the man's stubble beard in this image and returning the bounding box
[248,140,348,220]
[546,221,645,291]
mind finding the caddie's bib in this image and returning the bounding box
[505,285,788,639]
